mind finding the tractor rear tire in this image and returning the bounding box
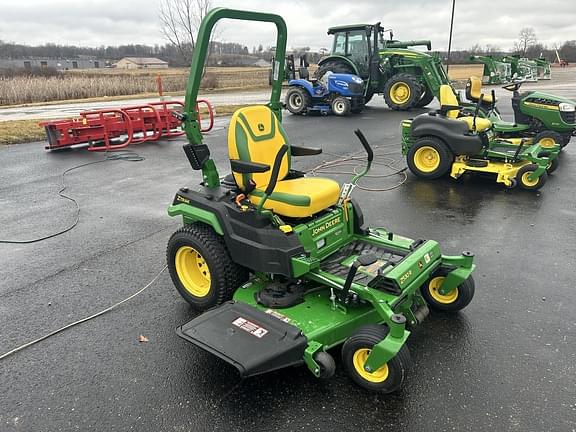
[167,223,248,311]
[384,73,422,110]
[407,137,453,179]
[285,87,310,115]
[421,269,475,313]
[533,130,563,149]
[516,164,547,190]
[315,60,355,80]
[342,324,411,393]
[415,86,435,108]
[560,133,571,148]
[331,96,351,116]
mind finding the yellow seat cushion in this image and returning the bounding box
[249,177,340,218]
[458,116,492,132]
[439,84,492,132]
[228,105,340,218]
[466,76,497,103]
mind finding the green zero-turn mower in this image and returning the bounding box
[402,84,560,190]
[165,8,476,393]
[314,22,450,110]
[464,76,575,149]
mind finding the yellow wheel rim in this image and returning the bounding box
[352,348,389,383]
[413,146,440,173]
[175,246,211,297]
[428,276,459,304]
[390,82,411,105]
[521,171,539,187]
[538,137,556,148]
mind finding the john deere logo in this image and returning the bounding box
[257,123,265,132]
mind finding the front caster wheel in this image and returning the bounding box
[516,164,547,190]
[421,269,475,313]
[342,324,411,393]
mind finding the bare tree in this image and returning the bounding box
[159,0,213,63]
[514,27,537,56]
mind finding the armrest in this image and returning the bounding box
[230,159,270,174]
[290,145,322,156]
[439,104,462,113]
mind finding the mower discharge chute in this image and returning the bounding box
[402,84,560,190]
[166,8,476,393]
[315,23,450,110]
[464,77,575,149]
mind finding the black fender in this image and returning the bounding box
[410,114,484,155]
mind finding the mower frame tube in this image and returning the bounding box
[182,8,287,189]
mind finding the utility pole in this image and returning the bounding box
[446,0,456,74]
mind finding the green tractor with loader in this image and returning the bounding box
[502,55,538,82]
[315,23,451,110]
[166,8,476,393]
[469,55,512,85]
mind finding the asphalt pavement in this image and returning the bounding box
[1,77,575,432]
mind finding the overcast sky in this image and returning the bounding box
[0,0,574,52]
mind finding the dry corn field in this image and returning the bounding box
[0,64,480,106]
[0,67,270,106]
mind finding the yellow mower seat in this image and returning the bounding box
[466,76,497,104]
[439,85,492,132]
[228,105,340,218]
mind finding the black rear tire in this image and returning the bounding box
[421,268,475,313]
[342,324,411,393]
[167,223,248,310]
[407,137,453,179]
[315,60,355,80]
[560,133,571,148]
[383,73,422,110]
[285,87,310,115]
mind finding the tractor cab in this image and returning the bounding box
[327,23,381,78]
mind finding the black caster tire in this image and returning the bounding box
[342,324,411,393]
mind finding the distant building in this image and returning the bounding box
[0,58,106,70]
[115,57,169,69]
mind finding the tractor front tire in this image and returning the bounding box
[516,164,547,190]
[331,96,351,116]
[342,324,411,393]
[534,130,563,149]
[421,269,475,313]
[167,223,248,311]
[414,86,435,108]
[384,74,422,110]
[407,137,453,179]
[285,87,310,115]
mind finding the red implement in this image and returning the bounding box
[40,99,214,151]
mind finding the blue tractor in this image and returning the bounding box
[284,73,365,116]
